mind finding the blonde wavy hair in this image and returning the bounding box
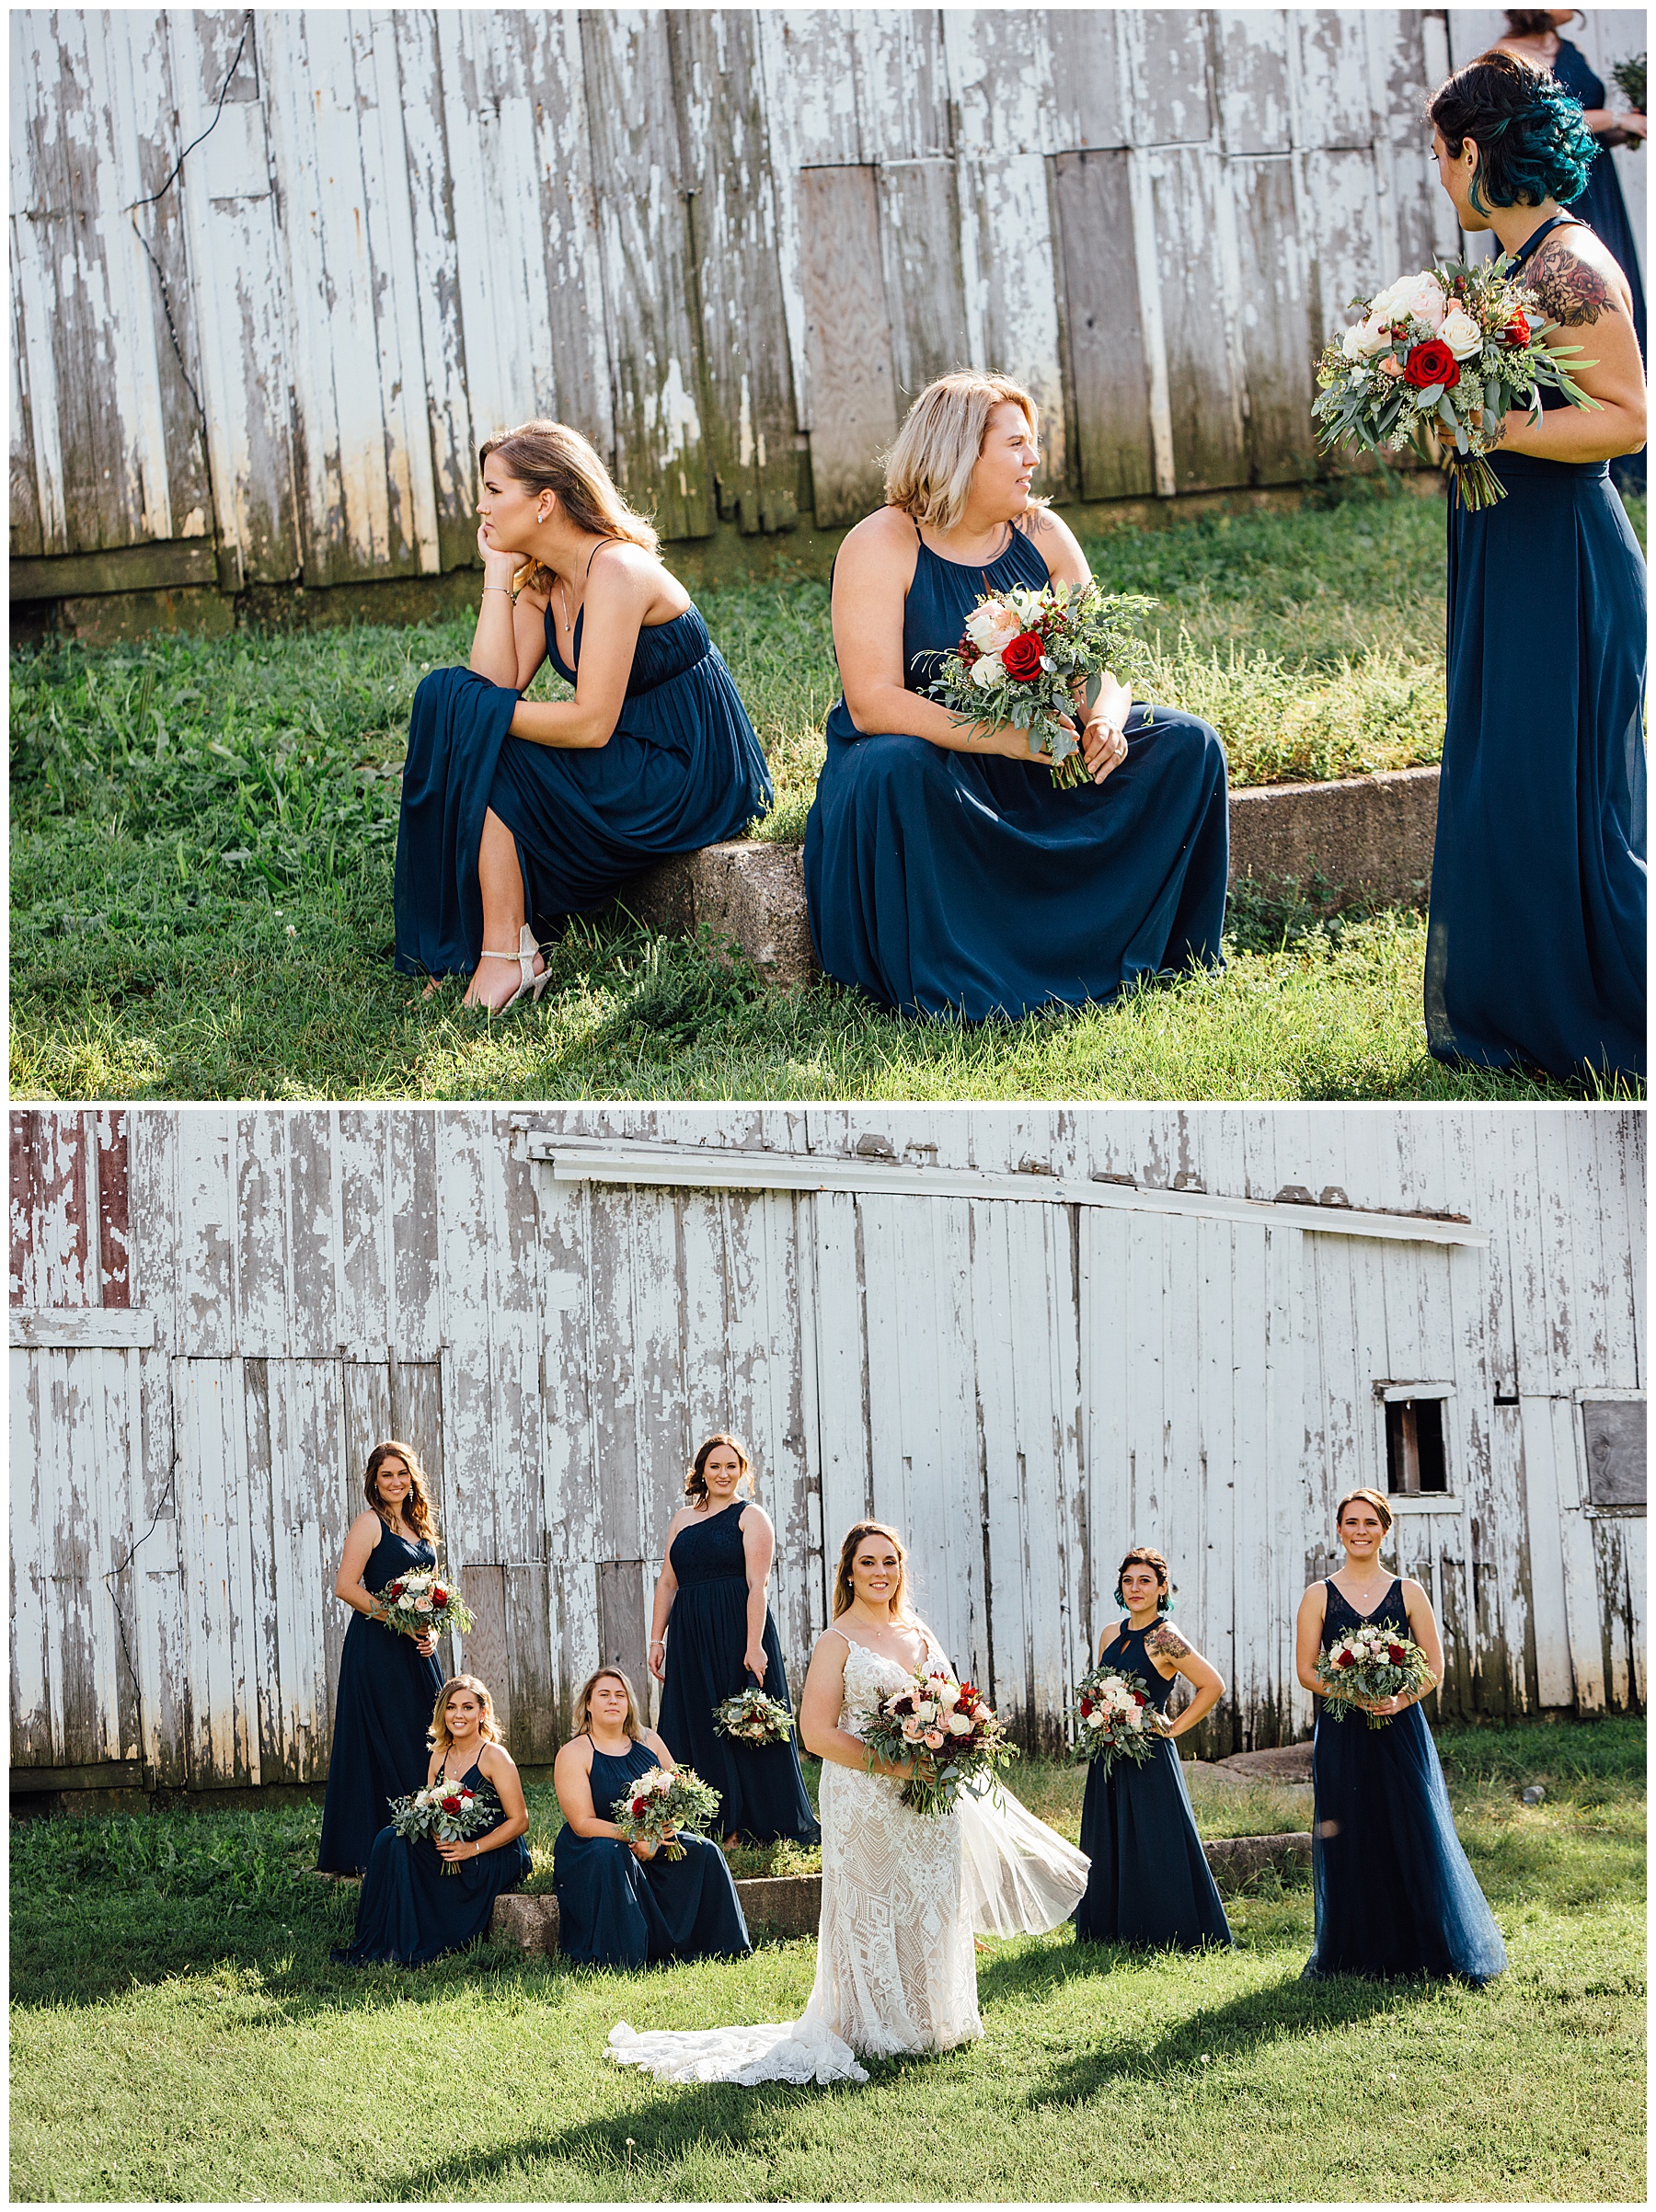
[882,372,1048,533]
[478,419,660,595]
[572,1666,645,1740]
[427,1674,505,1754]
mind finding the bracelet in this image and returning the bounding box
[650,1638,665,1650]
[483,584,512,597]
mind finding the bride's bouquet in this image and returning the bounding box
[611,1764,720,1860]
[1065,1662,1167,1779]
[1313,258,1599,509]
[922,579,1158,787]
[712,1685,795,1745]
[375,1567,474,1643]
[861,1669,1016,1817]
[388,1778,498,1872]
[1314,1621,1435,1729]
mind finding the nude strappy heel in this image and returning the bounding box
[471,924,549,1014]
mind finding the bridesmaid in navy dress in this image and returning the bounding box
[1295,1489,1506,1984]
[1494,12,1647,494]
[316,1441,446,1874]
[336,1673,531,1967]
[1425,54,1646,1083]
[395,420,772,1011]
[649,1434,820,1846]
[553,1667,752,1970]
[1075,1547,1233,1952]
[803,371,1228,1020]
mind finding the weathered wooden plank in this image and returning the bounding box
[1227,156,1316,483]
[942,12,1056,160]
[173,1357,259,1783]
[1045,14,1132,153]
[1294,10,1376,152]
[486,1129,547,1568]
[852,10,952,161]
[1363,9,1450,273]
[811,1187,870,1566]
[594,1556,652,1689]
[960,153,1070,491]
[506,1561,558,1763]
[1215,11,1292,155]
[11,1347,54,1761]
[10,1111,89,1309]
[286,1109,340,1358]
[793,165,898,526]
[672,12,799,533]
[460,1561,512,1739]
[261,1358,343,1782]
[1053,151,1157,506]
[436,1116,499,1571]
[177,1114,236,1358]
[581,9,714,541]
[234,1113,290,1359]
[876,160,971,412]
[1263,1221,1308,1742]
[1146,147,1248,493]
[1517,1396,1584,1706]
[95,1111,132,1308]
[1121,9,1217,146]
[1304,147,1387,351]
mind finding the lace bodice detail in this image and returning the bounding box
[836,1631,941,1734]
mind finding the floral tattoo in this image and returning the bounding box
[1526,241,1620,327]
[1145,1622,1190,1663]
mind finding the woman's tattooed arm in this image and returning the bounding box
[1526,240,1622,326]
[1145,1622,1191,1663]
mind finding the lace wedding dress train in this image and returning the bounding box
[608,1633,1088,2088]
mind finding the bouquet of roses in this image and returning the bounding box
[610,1764,720,1861]
[922,579,1159,787]
[1313,258,1599,509]
[859,1668,1017,1817]
[375,1567,474,1644]
[1314,1620,1436,1730]
[388,1778,498,1872]
[1065,1662,1167,1778]
[712,1685,795,1746]
[1611,53,1645,144]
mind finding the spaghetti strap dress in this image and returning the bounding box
[802,521,1229,1019]
[1074,1621,1232,1950]
[1304,1578,1506,1984]
[553,1737,753,1970]
[1425,214,1646,1084]
[316,1523,445,1874]
[1551,38,1645,497]
[333,1757,530,1968]
[395,600,773,979]
[655,1506,820,1844]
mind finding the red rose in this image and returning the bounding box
[1504,310,1531,345]
[1000,630,1045,682]
[1133,1691,1146,1706]
[1388,1643,1407,1665]
[1336,1650,1356,1668]
[441,1795,462,1814]
[1403,338,1458,392]
[387,1581,404,1597]
[431,1587,447,1605]
[1079,1696,1093,1716]
[631,1797,649,1818]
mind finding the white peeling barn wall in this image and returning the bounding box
[6,7,1476,615]
[10,1108,1645,1803]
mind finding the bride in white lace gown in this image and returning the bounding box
[609,1519,1087,2087]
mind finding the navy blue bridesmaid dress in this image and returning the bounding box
[1552,38,1646,497]
[1426,214,1646,1085]
[1074,1621,1233,1950]
[656,1507,820,1845]
[1304,1578,1506,1984]
[802,520,1229,1019]
[316,1524,445,1874]
[553,1737,753,1969]
[395,601,773,980]
[334,1757,531,1967]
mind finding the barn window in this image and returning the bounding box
[1385,1396,1449,1496]
[1581,1398,1645,1510]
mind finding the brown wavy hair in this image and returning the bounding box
[364,1439,435,1544]
[428,1674,504,1754]
[1334,1486,1395,1534]
[684,1432,756,1505]
[831,1519,914,1622]
[572,1666,644,1740]
[478,419,660,596]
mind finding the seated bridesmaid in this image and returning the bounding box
[335,1673,531,1968]
[1075,1546,1233,1952]
[804,371,1229,1019]
[395,419,774,1011]
[553,1666,752,1970]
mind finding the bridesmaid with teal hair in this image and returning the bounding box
[1074,1547,1233,1951]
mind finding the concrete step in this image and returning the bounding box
[617,767,1439,987]
[489,1835,1307,1954]
[1215,1744,1317,1782]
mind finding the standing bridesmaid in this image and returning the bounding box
[1424,52,1646,1083]
[1075,1547,1233,1951]
[649,1435,820,1846]
[316,1441,446,1875]
[1295,1488,1506,1984]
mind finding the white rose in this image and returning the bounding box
[1372,271,1446,330]
[947,1712,972,1736]
[916,1700,937,1723]
[1341,314,1390,361]
[1087,1709,1107,1729]
[970,653,1003,689]
[1440,305,1482,359]
[937,1682,960,1709]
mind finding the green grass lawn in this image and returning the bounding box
[10,481,1643,1103]
[9,1720,1643,2201]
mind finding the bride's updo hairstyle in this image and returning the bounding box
[882,371,1048,533]
[478,418,661,596]
[832,1519,914,1622]
[684,1432,756,1504]
[1334,1485,1394,1534]
[1428,49,1596,213]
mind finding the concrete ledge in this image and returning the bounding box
[616,768,1438,988]
[1215,1744,1316,1783]
[1202,1830,1313,1891]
